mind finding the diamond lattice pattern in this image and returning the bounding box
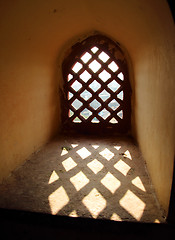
[66,45,126,126]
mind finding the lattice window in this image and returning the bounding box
[62,35,131,134]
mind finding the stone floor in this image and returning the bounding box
[0,134,165,223]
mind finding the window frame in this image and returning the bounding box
[61,35,131,134]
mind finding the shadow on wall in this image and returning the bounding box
[0,136,164,223]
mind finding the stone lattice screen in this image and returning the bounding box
[61,35,131,134]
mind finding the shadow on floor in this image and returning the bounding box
[0,134,165,223]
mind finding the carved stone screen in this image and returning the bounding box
[61,35,131,134]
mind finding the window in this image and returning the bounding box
[62,35,131,134]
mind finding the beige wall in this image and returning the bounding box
[0,0,174,213]
[133,5,175,213]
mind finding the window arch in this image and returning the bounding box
[61,35,131,134]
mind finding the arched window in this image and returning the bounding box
[62,35,131,134]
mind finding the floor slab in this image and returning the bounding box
[0,135,165,223]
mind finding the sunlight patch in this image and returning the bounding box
[99,148,114,161]
[77,147,91,159]
[154,219,160,223]
[48,186,69,215]
[61,149,68,156]
[119,190,145,221]
[101,172,121,193]
[92,145,99,149]
[82,188,106,218]
[62,157,77,172]
[114,146,121,150]
[69,210,78,217]
[114,159,131,176]
[132,177,146,192]
[48,171,59,184]
[71,144,79,148]
[70,171,89,191]
[124,150,132,160]
[110,213,122,221]
[87,159,104,174]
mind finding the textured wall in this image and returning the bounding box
[0,0,174,213]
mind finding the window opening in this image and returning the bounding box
[62,35,131,134]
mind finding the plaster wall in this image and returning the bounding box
[133,6,175,213]
[0,0,174,213]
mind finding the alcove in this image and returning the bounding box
[0,0,175,224]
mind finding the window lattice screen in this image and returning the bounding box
[62,35,131,134]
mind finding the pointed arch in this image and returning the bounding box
[61,35,131,134]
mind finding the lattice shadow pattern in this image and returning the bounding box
[0,137,164,223]
[47,138,163,222]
